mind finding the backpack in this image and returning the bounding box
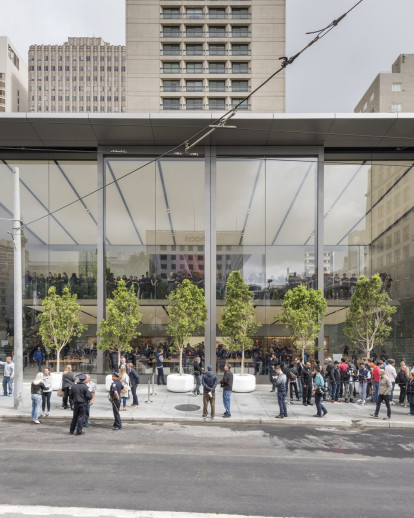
[342,368,350,381]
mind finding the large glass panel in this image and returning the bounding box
[216,157,317,373]
[324,160,414,361]
[0,160,97,371]
[105,157,205,374]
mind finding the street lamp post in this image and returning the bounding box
[13,167,23,410]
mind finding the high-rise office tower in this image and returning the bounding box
[0,36,28,113]
[355,54,414,113]
[126,0,286,112]
[28,37,126,113]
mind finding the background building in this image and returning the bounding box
[28,37,126,113]
[0,36,28,113]
[355,54,414,113]
[126,0,286,112]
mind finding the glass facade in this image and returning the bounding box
[0,152,413,375]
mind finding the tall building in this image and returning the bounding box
[0,36,28,113]
[355,54,414,113]
[126,0,286,113]
[28,37,126,113]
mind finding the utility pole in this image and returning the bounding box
[13,167,23,410]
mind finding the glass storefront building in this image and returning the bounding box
[0,114,413,376]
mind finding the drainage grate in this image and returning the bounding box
[175,404,201,412]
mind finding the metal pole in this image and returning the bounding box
[317,148,325,366]
[151,371,157,396]
[145,375,152,404]
[13,167,23,410]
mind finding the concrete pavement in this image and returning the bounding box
[1,379,413,429]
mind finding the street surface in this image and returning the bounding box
[0,420,413,517]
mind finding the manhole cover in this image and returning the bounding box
[175,404,201,412]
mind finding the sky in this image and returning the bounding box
[1,0,414,113]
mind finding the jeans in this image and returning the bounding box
[343,382,354,401]
[358,381,367,401]
[31,394,42,420]
[193,374,202,395]
[83,403,90,426]
[277,391,288,417]
[315,391,327,416]
[41,391,51,412]
[408,393,414,415]
[131,384,139,405]
[2,376,12,396]
[390,381,396,402]
[36,360,42,372]
[332,382,340,401]
[157,367,166,385]
[328,380,335,399]
[374,394,391,418]
[373,381,380,403]
[121,396,127,409]
[223,389,232,415]
[289,381,299,400]
[296,378,303,398]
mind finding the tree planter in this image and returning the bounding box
[50,372,63,391]
[232,373,256,393]
[167,373,193,393]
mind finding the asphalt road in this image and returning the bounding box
[0,419,413,518]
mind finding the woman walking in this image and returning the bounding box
[396,366,409,406]
[62,365,75,410]
[40,367,52,417]
[119,366,130,411]
[193,356,203,396]
[313,365,328,418]
[31,372,47,424]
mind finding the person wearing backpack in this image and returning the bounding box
[325,358,335,400]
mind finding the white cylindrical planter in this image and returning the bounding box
[50,372,62,391]
[167,373,194,393]
[105,374,113,391]
[232,373,256,393]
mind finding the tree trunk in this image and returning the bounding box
[56,348,61,373]
[241,347,245,376]
[179,347,183,376]
[117,348,121,369]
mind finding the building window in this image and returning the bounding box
[209,62,226,74]
[232,62,249,74]
[163,80,180,92]
[370,92,375,102]
[391,104,402,112]
[209,44,226,56]
[231,26,250,37]
[208,26,226,38]
[231,98,249,110]
[208,98,225,110]
[232,44,249,56]
[186,62,203,74]
[162,98,180,110]
[163,44,180,56]
[162,62,180,74]
[186,80,203,92]
[162,25,181,38]
[186,8,203,19]
[232,80,249,92]
[186,98,203,110]
[209,8,226,19]
[232,8,250,19]
[209,80,226,92]
[186,44,203,56]
[163,8,180,19]
[185,26,204,38]
[392,83,402,92]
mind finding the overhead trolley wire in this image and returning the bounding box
[23,0,366,229]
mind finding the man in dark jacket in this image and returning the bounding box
[301,362,313,406]
[220,364,233,418]
[202,365,218,420]
[332,361,342,403]
[127,363,140,407]
[69,374,92,436]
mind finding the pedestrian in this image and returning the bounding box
[61,365,75,410]
[384,359,397,405]
[202,365,217,420]
[40,367,52,417]
[109,371,123,430]
[269,353,278,392]
[301,361,313,406]
[325,357,335,400]
[192,356,203,396]
[220,363,233,418]
[357,362,369,405]
[396,366,409,406]
[294,357,304,398]
[127,363,140,407]
[0,356,14,397]
[288,363,300,401]
[313,365,328,418]
[369,369,392,420]
[331,361,341,403]
[69,373,92,436]
[33,346,44,372]
[119,366,130,411]
[406,372,414,416]
[83,374,96,428]
[372,361,381,403]
[31,372,47,424]
[155,348,166,385]
[274,366,288,419]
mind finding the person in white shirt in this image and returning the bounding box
[385,359,397,405]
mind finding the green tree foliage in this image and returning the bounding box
[219,271,261,376]
[38,286,87,373]
[345,274,397,358]
[167,279,207,376]
[279,285,327,362]
[97,280,142,366]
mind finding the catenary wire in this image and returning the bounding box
[23,0,366,229]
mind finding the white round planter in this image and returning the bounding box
[105,374,113,392]
[232,373,256,393]
[167,373,193,393]
[50,372,62,391]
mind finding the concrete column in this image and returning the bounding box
[97,149,106,382]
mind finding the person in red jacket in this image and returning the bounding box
[372,362,381,403]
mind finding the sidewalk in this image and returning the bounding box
[1,382,413,429]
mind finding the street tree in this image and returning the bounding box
[97,280,142,366]
[38,286,87,373]
[167,279,207,376]
[219,271,261,376]
[279,285,327,362]
[345,274,397,358]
